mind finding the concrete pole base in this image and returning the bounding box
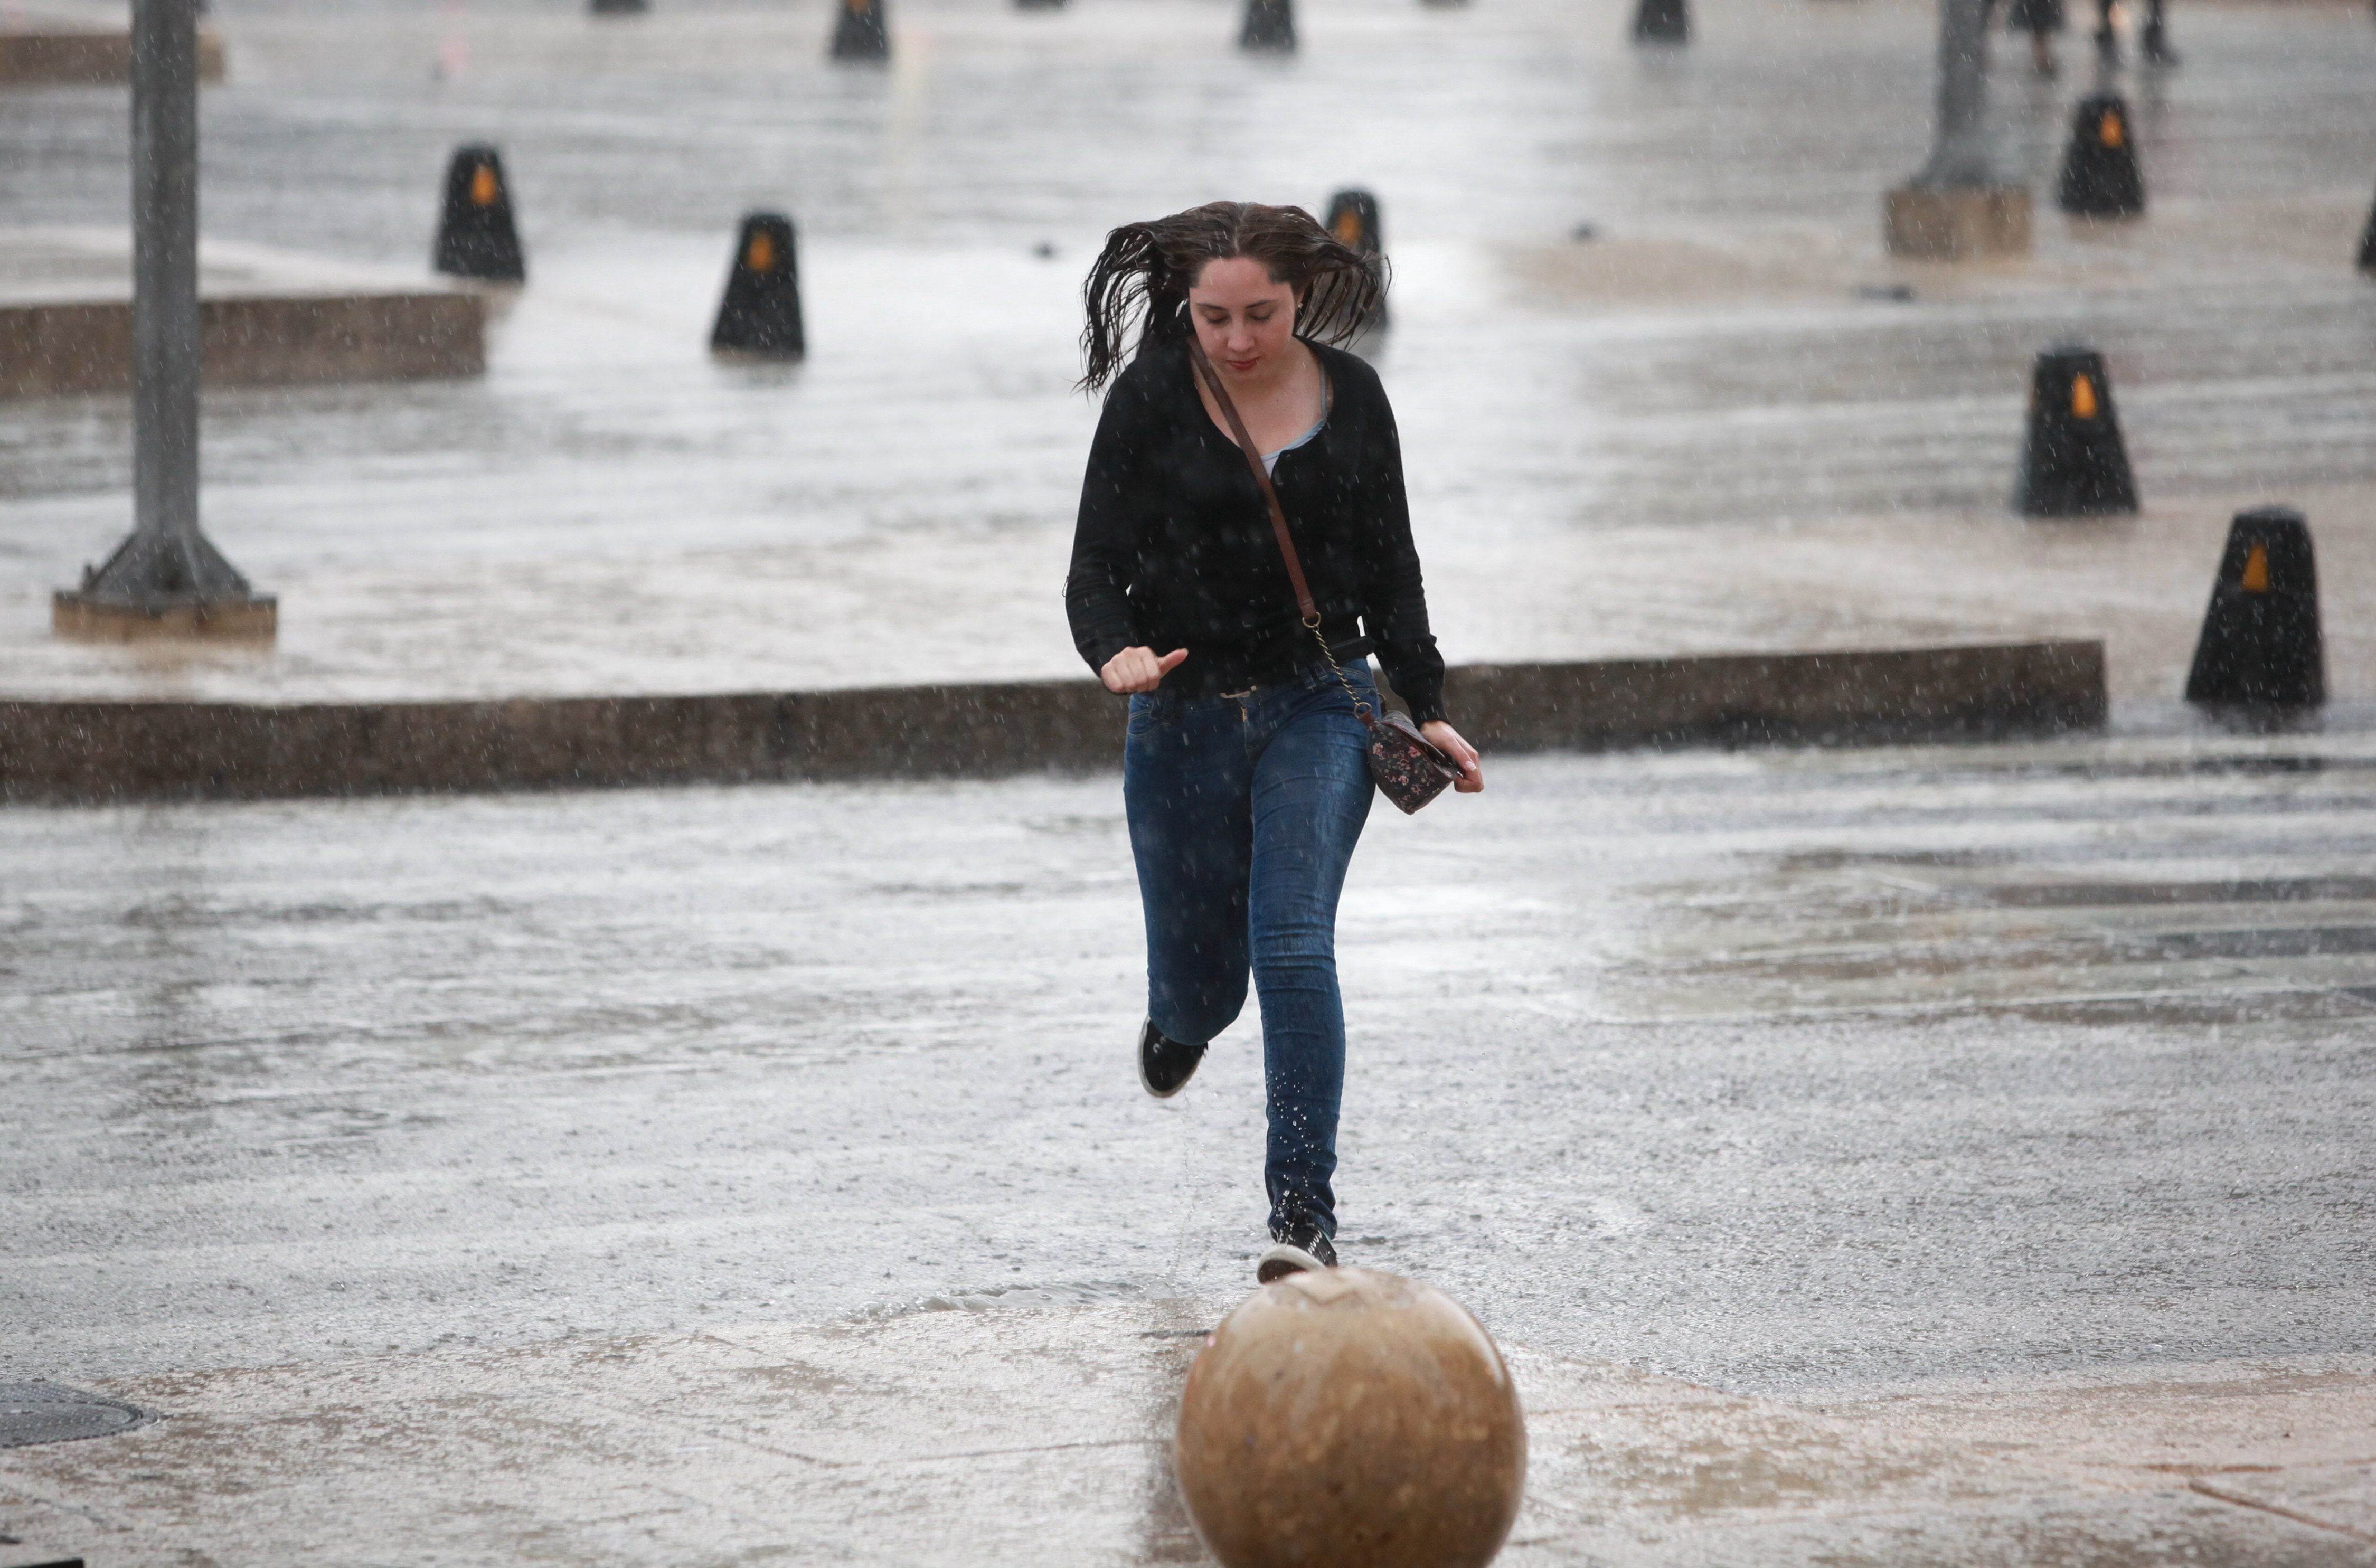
[53,592,277,644]
[1883,184,2032,259]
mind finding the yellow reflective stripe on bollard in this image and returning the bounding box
[469,165,498,207]
[2241,544,2270,593]
[746,232,776,272]
[2101,111,2124,149]
[2071,374,2098,420]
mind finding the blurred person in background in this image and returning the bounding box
[1995,0,2065,78]
[2095,0,2180,64]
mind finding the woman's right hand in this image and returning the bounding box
[1101,646,1189,694]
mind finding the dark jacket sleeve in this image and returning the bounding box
[1064,380,1146,681]
[1354,378,1448,725]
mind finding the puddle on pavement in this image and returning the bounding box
[1596,736,2376,1025]
[1974,877,2376,908]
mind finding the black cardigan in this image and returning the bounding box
[1063,338,1449,724]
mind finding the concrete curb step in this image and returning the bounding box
[1,292,484,399]
[0,640,2104,804]
[0,28,225,86]
[0,231,486,400]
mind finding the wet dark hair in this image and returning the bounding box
[1077,201,1387,392]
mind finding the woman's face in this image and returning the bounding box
[1187,256,1300,379]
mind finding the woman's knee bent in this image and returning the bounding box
[1153,972,1251,1046]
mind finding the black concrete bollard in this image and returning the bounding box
[1240,0,1294,52]
[1326,188,1381,254]
[2184,507,2324,707]
[1633,0,1687,43]
[432,144,525,284]
[1015,0,1065,11]
[2057,92,2145,219]
[2358,184,2376,274]
[711,213,805,359]
[831,0,890,61]
[590,0,648,13]
[1325,188,1388,331]
[2014,345,2137,516]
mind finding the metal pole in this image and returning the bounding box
[131,0,200,562]
[54,0,272,639]
[1915,0,1996,187]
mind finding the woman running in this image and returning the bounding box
[1064,201,1484,1284]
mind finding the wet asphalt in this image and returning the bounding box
[2,2,2374,1550]
[6,725,2371,1401]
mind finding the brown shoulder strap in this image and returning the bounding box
[1187,337,1321,629]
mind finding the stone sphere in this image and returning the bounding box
[1174,1268,1526,1568]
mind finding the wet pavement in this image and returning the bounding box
[1,0,2373,700]
[6,0,2376,1560]
[4,725,2374,1561]
[6,1305,2375,1564]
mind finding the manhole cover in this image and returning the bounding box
[0,1383,155,1449]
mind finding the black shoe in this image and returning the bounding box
[2094,24,2120,62]
[2141,24,2179,64]
[1138,1017,1206,1099]
[1256,1223,1337,1283]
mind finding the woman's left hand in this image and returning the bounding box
[1420,721,1484,794]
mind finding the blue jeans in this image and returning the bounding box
[1124,659,1376,1242]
